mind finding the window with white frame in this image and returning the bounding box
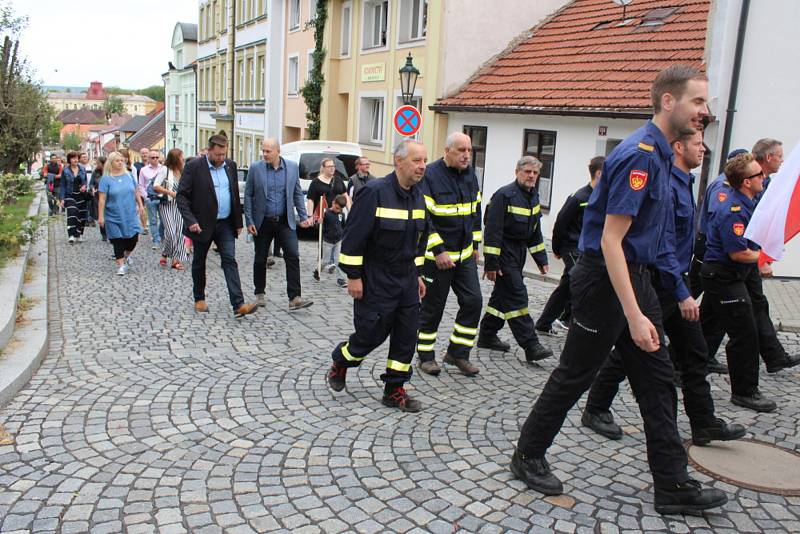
[173,95,180,121]
[307,50,314,81]
[247,58,254,99]
[241,0,249,23]
[238,60,245,99]
[340,2,352,56]
[398,0,426,43]
[288,55,299,95]
[257,55,265,99]
[362,0,389,50]
[289,0,301,30]
[212,65,218,100]
[359,96,385,145]
[308,0,318,22]
[220,61,227,98]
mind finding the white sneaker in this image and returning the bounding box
[77,235,84,242]
[326,264,336,274]
[117,264,128,276]
[68,236,75,245]
[256,293,267,307]
[553,319,569,331]
[126,256,133,267]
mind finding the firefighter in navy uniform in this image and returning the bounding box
[326,139,429,412]
[511,65,727,515]
[476,156,553,362]
[416,132,484,377]
[701,152,799,413]
[580,130,746,446]
[535,156,603,335]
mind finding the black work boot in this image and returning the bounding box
[477,333,510,352]
[654,479,727,515]
[326,363,347,392]
[766,353,800,374]
[509,449,563,496]
[525,342,553,362]
[581,409,623,440]
[731,389,777,413]
[691,418,746,446]
[382,385,422,412]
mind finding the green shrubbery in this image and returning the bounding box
[0,173,40,266]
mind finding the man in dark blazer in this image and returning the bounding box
[245,138,314,311]
[177,134,257,317]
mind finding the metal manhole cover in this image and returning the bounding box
[686,439,800,496]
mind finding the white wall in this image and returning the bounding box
[446,112,643,238]
[707,0,800,276]
[440,0,569,97]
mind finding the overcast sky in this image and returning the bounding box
[11,0,198,88]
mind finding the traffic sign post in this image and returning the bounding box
[393,105,422,137]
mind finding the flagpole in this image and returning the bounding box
[317,200,324,279]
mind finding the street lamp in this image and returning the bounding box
[171,124,179,148]
[399,53,420,106]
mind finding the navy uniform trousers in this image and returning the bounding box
[418,257,482,361]
[332,262,419,385]
[585,272,717,429]
[517,254,688,488]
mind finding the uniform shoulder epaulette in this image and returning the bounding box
[637,142,654,152]
[730,205,741,212]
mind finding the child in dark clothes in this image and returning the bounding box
[320,194,348,287]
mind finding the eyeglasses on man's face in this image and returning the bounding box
[745,170,764,181]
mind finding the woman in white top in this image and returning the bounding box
[153,148,189,269]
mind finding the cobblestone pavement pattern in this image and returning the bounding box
[1,222,800,534]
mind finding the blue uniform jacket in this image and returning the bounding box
[483,180,547,272]
[704,188,757,268]
[654,167,696,301]
[338,172,428,281]
[579,120,673,265]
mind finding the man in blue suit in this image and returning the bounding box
[245,138,314,311]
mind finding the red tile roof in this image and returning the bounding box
[434,0,710,116]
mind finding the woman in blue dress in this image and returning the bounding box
[98,151,144,276]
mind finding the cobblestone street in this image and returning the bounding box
[1,222,800,533]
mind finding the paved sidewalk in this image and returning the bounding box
[1,224,799,533]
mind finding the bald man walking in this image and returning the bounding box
[245,139,314,311]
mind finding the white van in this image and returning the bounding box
[280,140,362,195]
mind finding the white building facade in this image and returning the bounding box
[164,23,199,157]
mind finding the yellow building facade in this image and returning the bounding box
[319,0,446,175]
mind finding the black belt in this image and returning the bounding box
[263,214,287,224]
[581,252,650,274]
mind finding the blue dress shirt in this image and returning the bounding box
[264,159,287,219]
[208,156,231,220]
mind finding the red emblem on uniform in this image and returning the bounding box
[717,191,728,202]
[629,170,648,191]
[732,222,745,236]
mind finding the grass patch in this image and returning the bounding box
[0,192,35,268]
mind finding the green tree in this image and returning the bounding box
[61,132,81,151]
[137,85,164,102]
[300,1,327,139]
[46,120,63,145]
[103,95,124,120]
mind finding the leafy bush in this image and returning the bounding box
[0,173,41,266]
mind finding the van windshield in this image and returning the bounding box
[298,153,360,182]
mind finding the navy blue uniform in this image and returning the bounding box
[516,121,690,489]
[417,159,483,362]
[700,189,792,395]
[536,183,593,330]
[333,172,427,385]
[478,180,547,350]
[689,173,731,297]
[585,166,719,430]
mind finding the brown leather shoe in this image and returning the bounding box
[418,360,441,376]
[443,353,479,376]
[194,300,209,312]
[234,303,258,318]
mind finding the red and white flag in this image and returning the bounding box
[745,140,800,266]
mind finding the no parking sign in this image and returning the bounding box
[393,105,422,137]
